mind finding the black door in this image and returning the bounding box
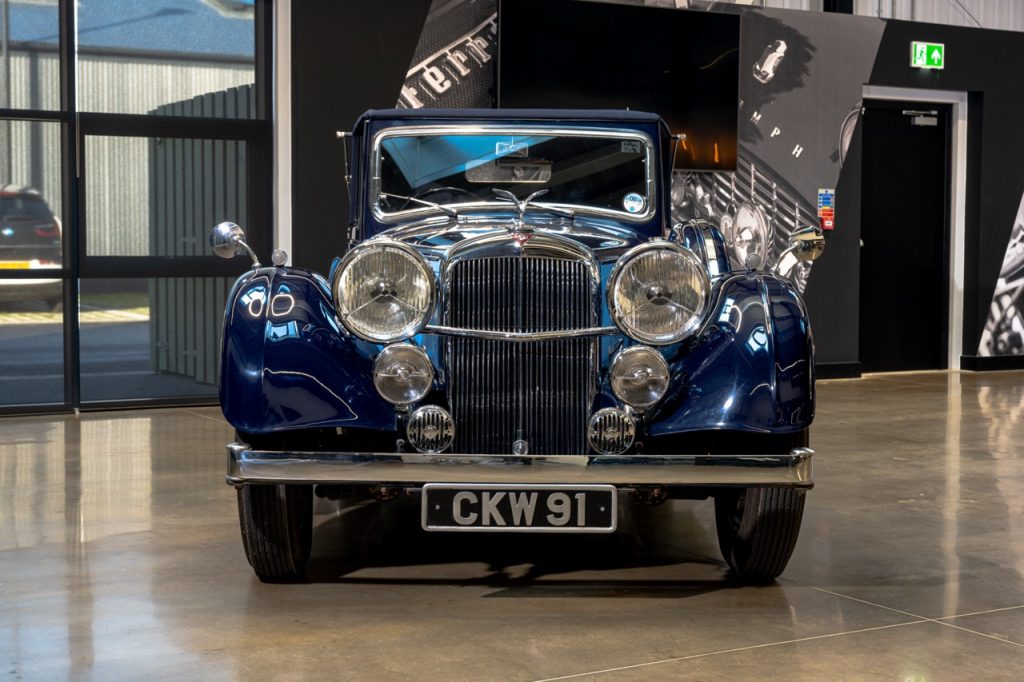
[859,101,951,372]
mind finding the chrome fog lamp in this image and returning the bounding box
[608,242,710,345]
[406,405,454,453]
[333,240,435,343]
[588,408,636,456]
[373,344,434,405]
[610,346,670,409]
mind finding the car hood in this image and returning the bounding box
[374,213,654,264]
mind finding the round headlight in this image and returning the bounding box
[608,242,710,345]
[610,346,670,408]
[333,240,435,343]
[373,344,434,405]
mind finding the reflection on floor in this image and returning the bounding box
[1,371,1023,679]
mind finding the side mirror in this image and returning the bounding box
[788,225,825,262]
[210,221,260,268]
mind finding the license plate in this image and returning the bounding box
[421,484,617,533]
[0,261,30,269]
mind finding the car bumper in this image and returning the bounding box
[226,443,814,489]
[0,278,61,301]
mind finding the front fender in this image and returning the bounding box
[649,273,815,435]
[219,267,396,434]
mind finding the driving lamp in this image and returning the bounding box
[610,346,670,408]
[373,344,434,405]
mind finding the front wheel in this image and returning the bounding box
[236,484,313,582]
[714,486,805,582]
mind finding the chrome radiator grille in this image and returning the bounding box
[447,256,596,455]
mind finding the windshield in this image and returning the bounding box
[374,128,653,221]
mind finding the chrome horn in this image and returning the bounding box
[210,221,260,268]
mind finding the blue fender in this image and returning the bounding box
[649,273,815,435]
[219,267,396,434]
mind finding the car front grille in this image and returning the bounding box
[446,256,597,455]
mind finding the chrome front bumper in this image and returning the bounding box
[226,443,814,488]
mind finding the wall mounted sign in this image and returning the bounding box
[911,41,944,70]
[818,188,835,230]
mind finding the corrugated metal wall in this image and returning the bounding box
[853,0,1018,28]
[1,48,253,257]
[148,88,252,384]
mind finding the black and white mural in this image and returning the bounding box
[980,196,1024,356]
[397,0,497,110]
[397,1,882,299]
[673,9,883,293]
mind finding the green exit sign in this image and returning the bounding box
[911,41,944,69]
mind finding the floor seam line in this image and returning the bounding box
[931,618,1024,648]
[530,620,927,682]
[185,410,229,424]
[810,587,1024,648]
[934,603,1024,620]
[808,586,928,620]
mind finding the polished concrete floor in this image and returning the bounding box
[2,371,1024,680]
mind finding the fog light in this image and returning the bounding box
[406,405,454,453]
[373,344,433,405]
[588,408,636,455]
[610,346,669,409]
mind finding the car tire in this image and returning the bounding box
[714,486,805,582]
[236,483,313,582]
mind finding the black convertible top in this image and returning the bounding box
[354,108,668,132]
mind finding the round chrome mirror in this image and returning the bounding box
[789,225,826,262]
[210,222,245,259]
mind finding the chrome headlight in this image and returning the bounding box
[333,240,435,343]
[608,242,710,345]
[610,346,670,408]
[373,343,434,405]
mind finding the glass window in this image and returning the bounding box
[79,276,232,402]
[376,131,651,221]
[0,0,61,111]
[84,135,247,257]
[76,0,256,118]
[0,278,64,405]
[0,120,63,268]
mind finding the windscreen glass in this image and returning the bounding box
[376,131,651,219]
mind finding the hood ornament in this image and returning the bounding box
[492,188,575,234]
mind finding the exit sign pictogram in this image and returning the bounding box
[911,41,944,70]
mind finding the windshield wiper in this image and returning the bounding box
[491,188,575,224]
[380,192,459,220]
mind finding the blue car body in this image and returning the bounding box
[219,109,814,450]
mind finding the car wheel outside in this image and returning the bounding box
[236,484,313,582]
[714,486,805,582]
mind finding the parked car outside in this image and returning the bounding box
[0,186,62,309]
[212,109,824,582]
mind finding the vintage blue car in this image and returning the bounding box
[211,108,824,582]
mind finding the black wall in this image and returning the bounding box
[291,0,432,274]
[864,20,1024,364]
